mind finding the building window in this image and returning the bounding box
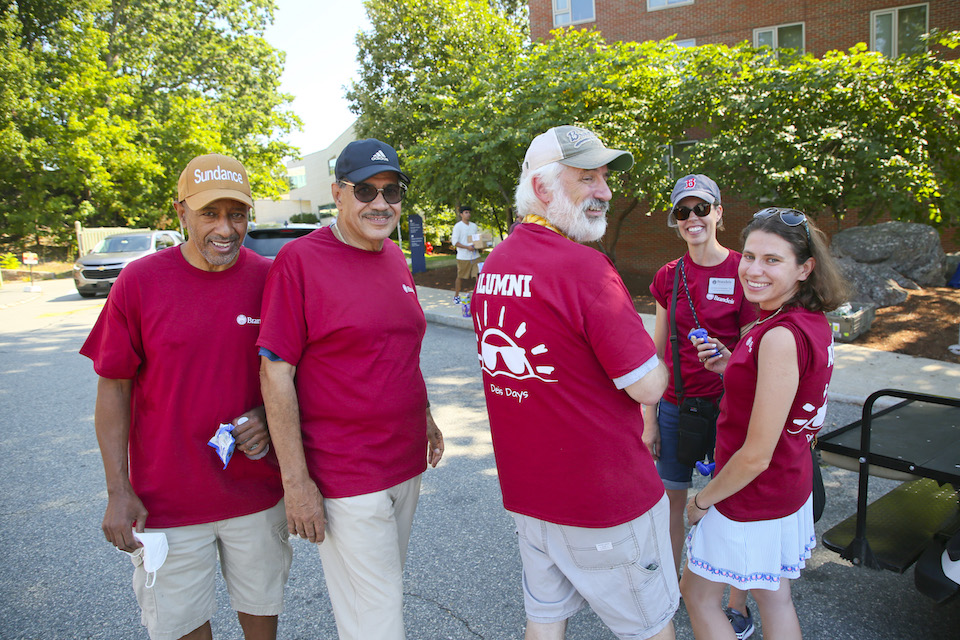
[553,0,594,26]
[288,166,306,191]
[328,157,337,176]
[754,23,805,53]
[871,4,928,57]
[673,38,696,48]
[648,0,694,11]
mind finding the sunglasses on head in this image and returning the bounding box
[672,202,713,221]
[753,207,810,241]
[340,180,406,204]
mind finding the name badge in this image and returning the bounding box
[708,277,735,295]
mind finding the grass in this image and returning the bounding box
[400,251,457,268]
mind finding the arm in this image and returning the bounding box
[451,224,466,250]
[260,357,327,543]
[425,405,444,468]
[641,303,670,459]
[94,376,146,552]
[687,326,799,524]
[624,358,668,406]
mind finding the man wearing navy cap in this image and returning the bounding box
[258,138,444,640]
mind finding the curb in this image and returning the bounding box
[424,311,473,331]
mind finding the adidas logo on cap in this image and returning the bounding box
[371,149,389,162]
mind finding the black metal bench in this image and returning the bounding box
[816,389,960,602]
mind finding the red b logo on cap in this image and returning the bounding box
[686,177,696,188]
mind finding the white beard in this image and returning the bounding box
[545,188,609,243]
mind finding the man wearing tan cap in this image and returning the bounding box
[81,153,291,640]
[472,126,678,639]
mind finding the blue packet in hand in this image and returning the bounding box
[207,423,236,469]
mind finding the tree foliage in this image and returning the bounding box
[348,1,960,257]
[0,0,299,251]
[678,33,960,228]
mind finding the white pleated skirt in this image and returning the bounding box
[685,493,816,591]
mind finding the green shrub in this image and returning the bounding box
[0,252,21,269]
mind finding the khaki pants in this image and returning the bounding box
[317,475,422,640]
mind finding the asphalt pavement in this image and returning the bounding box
[1,277,958,639]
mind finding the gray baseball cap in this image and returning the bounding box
[668,174,721,227]
[522,125,634,175]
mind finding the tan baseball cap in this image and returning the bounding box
[522,125,634,175]
[177,153,253,210]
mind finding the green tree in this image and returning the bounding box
[348,0,527,234]
[677,33,960,229]
[349,1,960,262]
[0,0,299,253]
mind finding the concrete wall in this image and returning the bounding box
[252,199,313,226]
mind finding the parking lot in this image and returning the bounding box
[1,278,958,639]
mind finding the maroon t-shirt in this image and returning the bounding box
[650,251,756,404]
[81,247,283,527]
[714,306,834,521]
[473,224,664,528]
[257,227,427,499]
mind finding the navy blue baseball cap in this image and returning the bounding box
[335,138,411,185]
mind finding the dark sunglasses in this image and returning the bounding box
[341,180,406,204]
[753,207,810,241]
[672,202,713,221]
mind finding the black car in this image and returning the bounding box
[242,224,319,259]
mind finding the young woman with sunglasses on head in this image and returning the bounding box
[680,208,847,640]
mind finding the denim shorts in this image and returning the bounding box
[657,400,693,490]
[655,399,714,490]
[512,494,680,639]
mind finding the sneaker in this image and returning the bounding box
[724,607,754,640]
[453,295,461,304]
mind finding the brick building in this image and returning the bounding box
[527,1,960,284]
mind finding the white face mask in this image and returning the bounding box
[126,530,169,588]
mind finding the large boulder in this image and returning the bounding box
[834,257,909,307]
[830,221,946,287]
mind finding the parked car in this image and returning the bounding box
[242,223,319,259]
[73,230,184,298]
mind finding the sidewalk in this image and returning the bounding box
[417,285,960,406]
